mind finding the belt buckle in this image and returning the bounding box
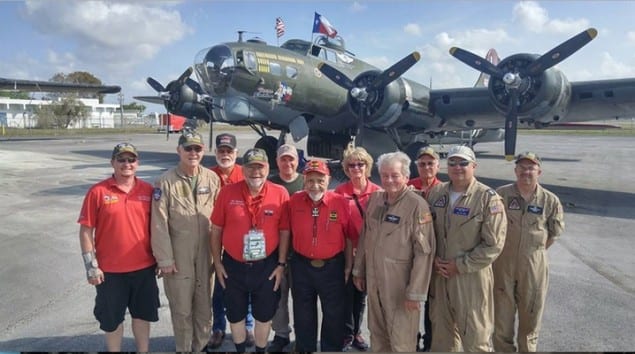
[310,259,325,268]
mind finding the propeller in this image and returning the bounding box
[449,28,597,160]
[318,51,420,145]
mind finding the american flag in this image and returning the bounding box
[275,17,285,38]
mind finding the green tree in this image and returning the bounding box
[48,71,105,102]
[123,102,146,114]
[34,97,88,129]
[0,91,31,99]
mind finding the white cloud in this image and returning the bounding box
[599,52,635,77]
[350,1,367,13]
[512,1,589,35]
[23,0,190,77]
[627,31,635,46]
[404,23,421,37]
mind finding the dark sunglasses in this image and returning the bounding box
[116,157,137,164]
[447,160,470,167]
[417,161,436,167]
[347,163,365,169]
[184,145,203,152]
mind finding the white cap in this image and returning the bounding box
[447,145,476,162]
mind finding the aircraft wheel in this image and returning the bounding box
[254,136,278,167]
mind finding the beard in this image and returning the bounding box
[308,191,324,202]
[246,177,265,189]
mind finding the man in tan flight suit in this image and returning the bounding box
[493,152,564,352]
[151,131,221,351]
[352,151,435,352]
[427,146,506,352]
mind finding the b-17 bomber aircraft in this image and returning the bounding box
[135,27,635,163]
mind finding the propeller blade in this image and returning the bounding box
[449,47,504,79]
[147,77,165,93]
[525,28,597,76]
[317,62,354,90]
[186,78,205,95]
[177,67,194,86]
[504,90,519,161]
[369,51,421,90]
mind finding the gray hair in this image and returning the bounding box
[377,151,411,179]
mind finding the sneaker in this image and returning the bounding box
[268,335,290,352]
[245,329,255,347]
[208,330,225,349]
[342,335,354,352]
[353,334,369,351]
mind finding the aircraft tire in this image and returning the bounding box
[254,136,278,168]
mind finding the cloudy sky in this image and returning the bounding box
[1,0,635,110]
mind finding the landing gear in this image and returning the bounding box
[254,135,278,166]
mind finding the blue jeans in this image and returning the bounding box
[212,279,254,331]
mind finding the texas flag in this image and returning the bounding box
[312,12,338,38]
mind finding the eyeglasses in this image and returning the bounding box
[184,145,203,153]
[347,163,366,169]
[447,160,470,167]
[417,161,436,167]
[116,157,137,164]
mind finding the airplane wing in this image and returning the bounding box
[0,77,121,94]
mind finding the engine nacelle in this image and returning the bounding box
[167,84,212,122]
[489,53,571,123]
[350,70,405,128]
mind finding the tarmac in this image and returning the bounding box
[0,130,633,352]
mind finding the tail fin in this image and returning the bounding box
[473,48,500,87]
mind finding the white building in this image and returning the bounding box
[0,97,123,128]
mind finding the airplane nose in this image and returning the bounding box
[194,45,234,95]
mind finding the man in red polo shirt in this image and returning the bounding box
[408,146,441,199]
[283,160,353,352]
[210,148,290,353]
[208,132,255,349]
[78,142,159,352]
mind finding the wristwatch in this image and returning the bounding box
[277,262,287,268]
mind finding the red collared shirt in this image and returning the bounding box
[334,179,381,247]
[78,176,156,272]
[211,180,289,261]
[211,164,244,187]
[408,176,441,199]
[282,191,353,259]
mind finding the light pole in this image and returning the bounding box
[118,92,124,129]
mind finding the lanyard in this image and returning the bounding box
[242,184,265,229]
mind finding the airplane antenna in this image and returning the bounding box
[238,30,246,42]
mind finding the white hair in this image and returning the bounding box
[377,151,411,179]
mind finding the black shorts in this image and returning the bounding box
[94,265,160,332]
[222,252,280,323]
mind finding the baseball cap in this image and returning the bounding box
[277,144,298,159]
[111,142,138,159]
[303,160,330,176]
[178,131,204,147]
[242,148,268,165]
[417,146,439,160]
[515,151,541,165]
[447,145,476,163]
[216,133,237,149]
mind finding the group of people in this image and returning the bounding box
[78,130,564,352]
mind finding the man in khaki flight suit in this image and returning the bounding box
[427,146,506,352]
[352,151,436,352]
[493,152,565,352]
[151,131,221,351]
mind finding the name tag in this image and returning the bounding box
[453,207,470,216]
[527,205,543,214]
[384,214,401,224]
[243,229,266,261]
[197,186,210,194]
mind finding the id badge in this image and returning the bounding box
[243,229,266,261]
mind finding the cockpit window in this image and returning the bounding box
[245,52,257,71]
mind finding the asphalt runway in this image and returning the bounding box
[0,130,633,352]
